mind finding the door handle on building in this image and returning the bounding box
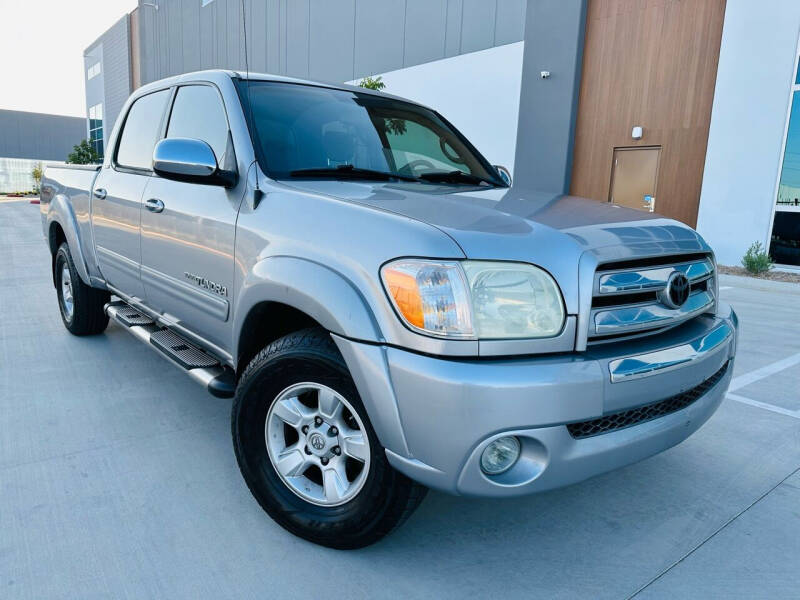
[145,198,165,213]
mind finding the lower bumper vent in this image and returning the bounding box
[567,361,729,439]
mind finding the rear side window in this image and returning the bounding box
[166,85,230,162]
[116,89,170,170]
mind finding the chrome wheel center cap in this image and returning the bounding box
[306,429,331,456]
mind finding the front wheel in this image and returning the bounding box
[232,328,426,549]
[55,243,110,336]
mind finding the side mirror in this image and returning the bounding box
[153,138,236,187]
[493,165,512,186]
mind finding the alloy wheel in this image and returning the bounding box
[60,264,74,321]
[265,382,371,506]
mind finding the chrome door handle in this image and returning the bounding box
[93,188,107,200]
[145,198,165,213]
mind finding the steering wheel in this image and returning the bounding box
[439,137,465,164]
[399,159,437,176]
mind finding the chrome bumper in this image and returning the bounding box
[608,321,733,383]
[334,303,738,497]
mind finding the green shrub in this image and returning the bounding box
[358,76,385,91]
[67,139,100,164]
[741,241,773,274]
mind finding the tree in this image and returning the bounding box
[31,162,43,192]
[67,139,100,165]
[358,75,385,91]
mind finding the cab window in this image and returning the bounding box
[166,85,230,163]
[116,89,170,171]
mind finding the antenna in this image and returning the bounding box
[240,0,262,202]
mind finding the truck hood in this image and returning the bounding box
[283,180,710,262]
[281,180,711,315]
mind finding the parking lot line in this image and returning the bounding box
[728,352,800,392]
[726,393,800,419]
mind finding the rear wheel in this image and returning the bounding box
[55,243,110,335]
[232,327,427,549]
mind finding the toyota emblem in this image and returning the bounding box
[661,272,690,309]
[309,433,326,451]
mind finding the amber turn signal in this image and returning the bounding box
[381,267,425,328]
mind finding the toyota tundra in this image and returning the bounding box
[40,70,738,548]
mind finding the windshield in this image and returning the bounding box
[239,80,505,186]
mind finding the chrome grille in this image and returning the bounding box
[588,255,716,343]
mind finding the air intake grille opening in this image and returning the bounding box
[567,361,729,439]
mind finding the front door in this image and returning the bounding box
[92,89,171,300]
[139,84,241,353]
[609,146,660,212]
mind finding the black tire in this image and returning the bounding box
[55,242,110,336]
[232,327,427,549]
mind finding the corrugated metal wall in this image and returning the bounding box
[101,15,134,136]
[84,14,134,151]
[136,0,526,86]
[0,110,86,162]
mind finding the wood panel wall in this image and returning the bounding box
[570,0,726,226]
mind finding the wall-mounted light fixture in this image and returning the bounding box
[632,126,643,140]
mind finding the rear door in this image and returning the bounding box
[139,83,241,353]
[92,89,170,300]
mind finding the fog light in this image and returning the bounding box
[480,436,521,475]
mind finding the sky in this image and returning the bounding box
[0,0,138,117]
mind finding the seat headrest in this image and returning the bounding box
[322,130,355,164]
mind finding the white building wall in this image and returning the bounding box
[350,42,524,177]
[697,1,800,266]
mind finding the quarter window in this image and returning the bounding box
[166,85,230,163]
[116,90,170,171]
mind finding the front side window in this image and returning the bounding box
[242,81,503,186]
[116,89,170,170]
[88,103,104,159]
[166,85,230,163]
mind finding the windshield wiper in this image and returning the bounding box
[417,170,498,187]
[289,164,418,182]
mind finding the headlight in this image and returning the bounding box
[381,259,565,340]
[380,260,474,338]
[463,261,565,339]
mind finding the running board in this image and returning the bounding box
[105,301,235,398]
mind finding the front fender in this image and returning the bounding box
[47,195,92,286]
[233,257,413,456]
[233,256,382,353]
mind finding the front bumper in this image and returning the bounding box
[333,303,738,497]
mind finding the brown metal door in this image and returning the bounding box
[609,147,660,212]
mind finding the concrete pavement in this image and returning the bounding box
[1,199,798,599]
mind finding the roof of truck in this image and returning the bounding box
[133,69,429,110]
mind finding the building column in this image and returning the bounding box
[513,0,587,193]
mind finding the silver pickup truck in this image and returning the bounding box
[41,69,738,548]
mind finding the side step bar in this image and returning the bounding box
[105,301,235,398]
